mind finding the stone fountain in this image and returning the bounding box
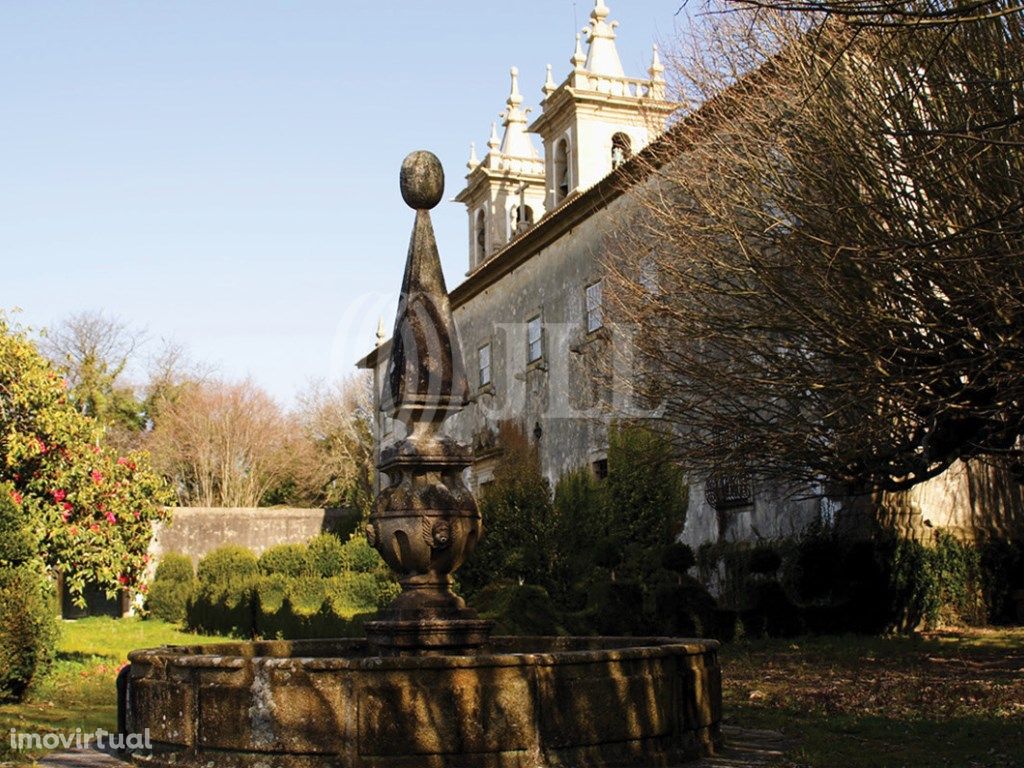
[121,152,722,768]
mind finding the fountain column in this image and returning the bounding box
[363,151,493,656]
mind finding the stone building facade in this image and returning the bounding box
[358,0,1022,548]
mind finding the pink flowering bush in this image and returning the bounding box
[1,315,173,605]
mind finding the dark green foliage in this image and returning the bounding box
[0,487,59,702]
[463,422,691,636]
[653,575,717,637]
[258,544,310,577]
[0,565,59,702]
[147,553,196,624]
[307,534,346,577]
[473,582,565,636]
[662,543,697,575]
[741,581,803,638]
[587,580,648,636]
[980,540,1024,624]
[749,546,783,576]
[460,423,555,595]
[605,424,688,577]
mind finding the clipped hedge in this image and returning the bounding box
[258,544,310,577]
[186,536,396,640]
[0,565,58,702]
[0,485,59,702]
[147,553,196,624]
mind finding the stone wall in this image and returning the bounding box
[148,507,360,568]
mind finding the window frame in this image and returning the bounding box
[478,342,492,389]
[526,314,544,364]
[585,280,604,334]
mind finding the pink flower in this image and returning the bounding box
[9,490,23,506]
[61,509,72,523]
[89,523,100,533]
[52,489,66,503]
[90,445,100,455]
[91,470,104,485]
[61,501,73,512]
[133,511,141,520]
[106,511,117,525]
[117,574,129,586]
[35,438,48,454]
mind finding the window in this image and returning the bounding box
[611,133,632,170]
[554,139,570,203]
[474,209,486,265]
[585,281,604,333]
[592,458,609,480]
[478,343,492,388]
[527,316,543,363]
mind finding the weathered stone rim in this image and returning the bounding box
[127,636,719,671]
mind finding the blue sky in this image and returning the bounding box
[2,1,687,405]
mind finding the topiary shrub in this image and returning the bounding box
[258,543,311,577]
[587,580,648,636]
[661,543,697,578]
[147,553,196,624]
[188,545,259,636]
[0,485,59,702]
[287,575,327,618]
[307,534,346,577]
[0,565,58,702]
[340,534,384,573]
[473,582,565,636]
[748,545,783,576]
[653,575,717,637]
[255,573,289,614]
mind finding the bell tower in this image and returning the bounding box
[455,68,547,273]
[529,0,676,211]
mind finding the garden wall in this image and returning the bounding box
[148,507,360,567]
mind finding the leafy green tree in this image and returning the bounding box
[605,424,688,582]
[460,422,555,595]
[1,314,173,604]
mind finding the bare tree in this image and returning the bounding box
[290,374,375,514]
[607,4,1023,493]
[42,311,145,443]
[146,378,302,508]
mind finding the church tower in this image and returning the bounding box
[456,68,547,273]
[529,0,676,211]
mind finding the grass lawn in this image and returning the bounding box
[0,617,229,764]
[1,620,1020,766]
[720,627,1024,768]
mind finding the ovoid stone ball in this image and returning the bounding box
[400,151,445,210]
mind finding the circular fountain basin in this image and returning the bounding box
[124,636,722,768]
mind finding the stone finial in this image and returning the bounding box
[571,33,586,71]
[649,43,665,81]
[507,66,523,108]
[487,121,500,151]
[467,142,479,170]
[583,0,625,78]
[498,67,540,160]
[542,64,557,97]
[375,316,386,348]
[382,151,469,428]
